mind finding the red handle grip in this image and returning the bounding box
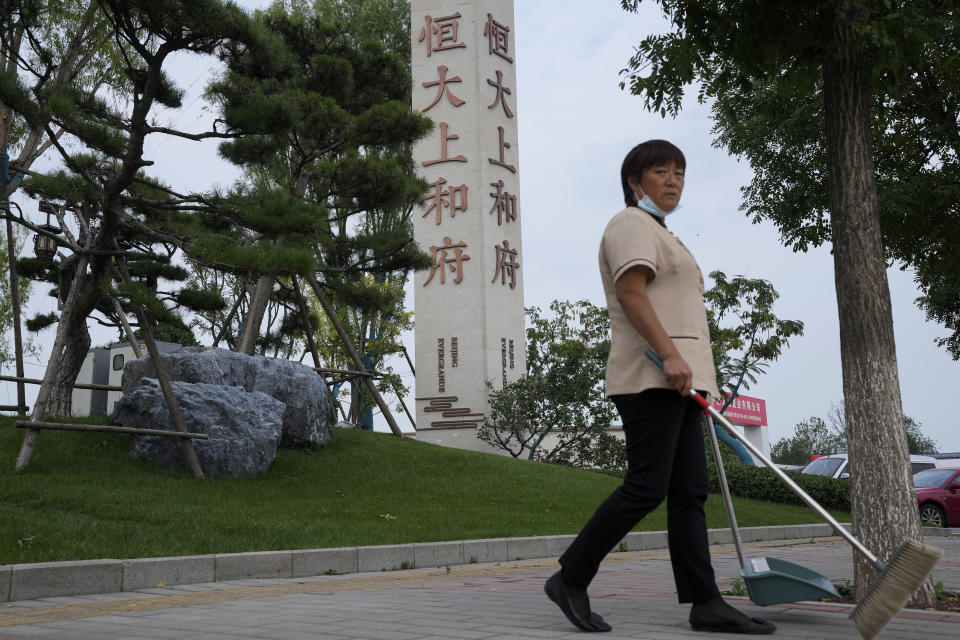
[689,391,710,411]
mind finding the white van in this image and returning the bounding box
[802,453,937,479]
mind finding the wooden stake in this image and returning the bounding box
[401,344,415,376]
[110,296,141,358]
[291,275,323,370]
[213,292,244,348]
[304,273,403,437]
[116,261,205,479]
[391,380,416,430]
[0,374,120,391]
[15,420,208,440]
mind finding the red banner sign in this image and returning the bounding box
[713,394,767,427]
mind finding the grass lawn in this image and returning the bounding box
[0,416,849,565]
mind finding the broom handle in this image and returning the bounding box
[706,415,746,569]
[643,349,881,566]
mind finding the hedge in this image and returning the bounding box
[706,431,850,512]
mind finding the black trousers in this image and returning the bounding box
[559,388,721,604]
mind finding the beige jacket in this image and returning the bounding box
[599,207,720,397]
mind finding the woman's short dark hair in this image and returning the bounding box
[620,140,686,207]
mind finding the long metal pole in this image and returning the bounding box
[705,416,745,569]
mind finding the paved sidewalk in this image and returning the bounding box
[0,537,956,640]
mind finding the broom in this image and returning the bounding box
[644,349,943,639]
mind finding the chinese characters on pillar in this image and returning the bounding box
[418,13,467,57]
[491,240,520,289]
[424,237,470,285]
[417,9,521,290]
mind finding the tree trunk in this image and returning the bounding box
[36,310,91,418]
[820,0,934,606]
[237,274,272,355]
[17,256,94,469]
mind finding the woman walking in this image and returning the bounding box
[544,139,775,635]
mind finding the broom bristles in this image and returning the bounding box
[849,538,943,640]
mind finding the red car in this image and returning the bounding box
[914,467,960,528]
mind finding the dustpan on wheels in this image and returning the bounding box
[705,414,841,606]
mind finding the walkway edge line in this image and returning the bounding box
[1,523,954,603]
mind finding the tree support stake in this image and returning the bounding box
[305,273,404,437]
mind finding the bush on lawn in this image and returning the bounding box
[705,427,850,512]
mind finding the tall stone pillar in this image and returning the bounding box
[411,1,525,451]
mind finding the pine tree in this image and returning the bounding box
[193,0,431,412]
[0,0,266,419]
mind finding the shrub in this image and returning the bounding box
[705,428,850,512]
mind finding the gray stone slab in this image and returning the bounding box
[618,531,643,552]
[9,558,123,601]
[783,524,811,540]
[640,531,668,550]
[543,534,576,557]
[0,564,10,602]
[357,544,414,572]
[461,539,508,564]
[707,528,733,545]
[505,537,547,561]
[412,542,463,568]
[215,551,291,581]
[291,547,358,578]
[763,526,786,540]
[122,555,215,591]
[740,527,764,542]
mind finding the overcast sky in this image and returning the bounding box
[8,0,957,453]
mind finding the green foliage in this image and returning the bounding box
[770,416,846,466]
[620,0,960,358]
[200,0,432,281]
[0,223,37,365]
[708,432,851,512]
[478,300,623,472]
[771,405,939,463]
[704,270,804,400]
[904,416,938,455]
[25,311,57,332]
[138,321,199,347]
[187,0,431,362]
[172,287,226,313]
[722,577,747,597]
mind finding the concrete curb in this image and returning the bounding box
[2,523,952,603]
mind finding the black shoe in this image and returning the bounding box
[690,598,776,634]
[544,571,612,632]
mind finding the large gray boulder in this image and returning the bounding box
[113,378,285,477]
[121,347,333,447]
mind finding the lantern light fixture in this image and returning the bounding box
[34,200,63,261]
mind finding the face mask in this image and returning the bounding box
[633,190,681,217]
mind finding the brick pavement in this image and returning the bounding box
[0,537,956,639]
